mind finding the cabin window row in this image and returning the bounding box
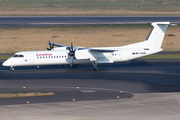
[37,55,67,59]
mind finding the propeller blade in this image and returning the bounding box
[47,41,54,51]
[73,56,76,59]
[66,47,70,51]
[51,44,54,49]
[71,42,73,51]
[73,48,76,52]
[67,42,76,58]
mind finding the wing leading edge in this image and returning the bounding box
[49,42,116,53]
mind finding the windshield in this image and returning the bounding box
[13,54,24,57]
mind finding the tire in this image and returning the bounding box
[94,66,99,71]
[72,64,78,68]
[10,67,14,71]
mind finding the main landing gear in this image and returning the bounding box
[72,64,78,68]
[91,61,99,71]
[10,66,14,71]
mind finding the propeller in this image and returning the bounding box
[67,43,76,59]
[47,41,54,51]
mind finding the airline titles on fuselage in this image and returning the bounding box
[36,53,68,59]
[36,53,53,56]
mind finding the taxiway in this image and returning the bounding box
[0,16,180,28]
[0,59,180,120]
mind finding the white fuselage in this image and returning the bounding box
[2,46,162,67]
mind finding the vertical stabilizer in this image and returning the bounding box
[144,22,170,48]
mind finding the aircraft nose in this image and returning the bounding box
[2,60,11,66]
[2,61,8,66]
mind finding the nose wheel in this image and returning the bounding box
[10,66,14,71]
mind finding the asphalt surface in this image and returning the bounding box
[1,16,180,119]
[0,59,180,105]
[0,16,180,28]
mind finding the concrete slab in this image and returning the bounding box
[0,92,180,120]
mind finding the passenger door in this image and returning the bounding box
[29,53,35,64]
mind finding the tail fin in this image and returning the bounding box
[144,22,170,48]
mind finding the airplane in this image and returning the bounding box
[2,22,170,71]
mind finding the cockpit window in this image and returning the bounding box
[18,55,24,57]
[13,54,24,57]
[13,55,18,57]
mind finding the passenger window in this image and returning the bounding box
[65,56,66,58]
[54,56,55,58]
[43,57,45,58]
[59,56,61,58]
[57,56,58,58]
[49,56,50,58]
[40,57,42,59]
[37,57,39,59]
[51,56,53,58]
[62,56,63,58]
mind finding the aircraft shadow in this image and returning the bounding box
[0,60,150,71]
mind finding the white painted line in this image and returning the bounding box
[80,90,97,93]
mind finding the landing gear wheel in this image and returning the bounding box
[72,64,78,68]
[94,66,99,71]
[10,67,14,71]
[91,60,99,71]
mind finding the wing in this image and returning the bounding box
[48,42,117,52]
[48,42,85,50]
[77,48,117,52]
[48,42,69,47]
[75,48,117,61]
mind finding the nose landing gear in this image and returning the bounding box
[10,66,14,71]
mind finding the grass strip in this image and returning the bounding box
[0,92,55,99]
[0,0,180,16]
[0,55,12,59]
[0,25,179,53]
